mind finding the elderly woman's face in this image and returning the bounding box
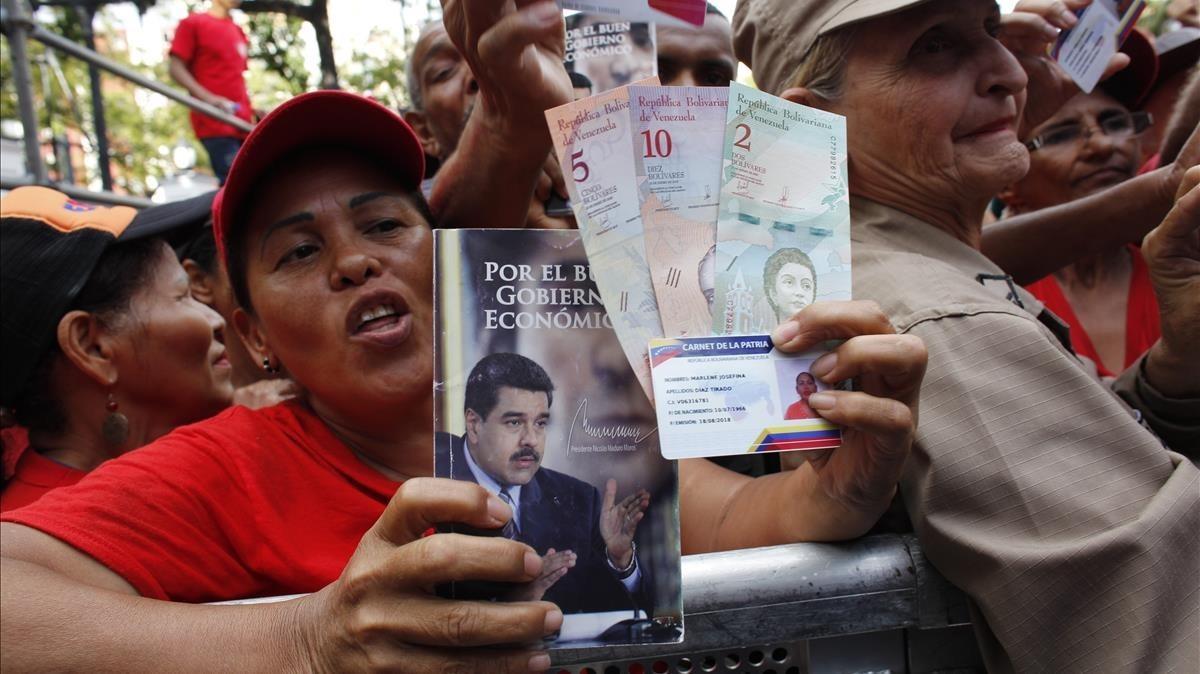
[240,150,434,425]
[113,242,234,424]
[1009,90,1142,211]
[828,0,1029,205]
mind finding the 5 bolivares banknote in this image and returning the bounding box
[545,80,850,458]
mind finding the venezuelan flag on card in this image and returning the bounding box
[648,334,843,460]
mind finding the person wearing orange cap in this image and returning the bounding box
[0,2,930,668]
[0,187,234,511]
[733,0,1199,671]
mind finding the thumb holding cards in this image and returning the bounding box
[771,301,927,532]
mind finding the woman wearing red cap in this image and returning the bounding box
[0,2,928,669]
[0,188,234,512]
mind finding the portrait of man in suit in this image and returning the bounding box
[436,352,652,615]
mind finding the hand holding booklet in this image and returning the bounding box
[433,80,852,650]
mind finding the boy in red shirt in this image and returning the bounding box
[168,0,253,184]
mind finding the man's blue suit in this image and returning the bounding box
[435,432,650,615]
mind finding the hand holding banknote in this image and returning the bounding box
[770,301,927,536]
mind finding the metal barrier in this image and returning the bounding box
[218,535,982,673]
[0,0,251,203]
[556,534,977,671]
[0,174,153,207]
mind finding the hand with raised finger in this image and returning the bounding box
[440,0,572,138]
[1166,122,1200,185]
[505,548,577,602]
[771,301,928,537]
[1002,0,1130,137]
[1143,166,1200,398]
[599,479,648,569]
[297,478,562,673]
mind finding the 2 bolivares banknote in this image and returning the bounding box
[544,80,850,459]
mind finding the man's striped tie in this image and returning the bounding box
[498,487,519,539]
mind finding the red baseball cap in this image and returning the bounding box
[1100,28,1159,110]
[213,90,426,266]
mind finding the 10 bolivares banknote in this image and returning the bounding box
[629,84,726,339]
[712,82,851,336]
[545,77,663,402]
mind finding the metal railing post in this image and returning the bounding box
[78,5,114,192]
[3,0,48,183]
[27,23,254,133]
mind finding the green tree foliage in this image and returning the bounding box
[245,11,313,95]
[2,0,427,196]
[342,26,416,111]
[1138,0,1180,36]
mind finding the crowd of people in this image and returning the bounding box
[1,0,1197,671]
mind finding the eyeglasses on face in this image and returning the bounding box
[1024,110,1153,152]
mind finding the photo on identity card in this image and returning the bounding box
[649,334,843,461]
[433,228,683,649]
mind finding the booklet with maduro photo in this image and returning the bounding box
[433,228,683,649]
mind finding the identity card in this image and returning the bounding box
[649,334,842,460]
[1052,0,1146,93]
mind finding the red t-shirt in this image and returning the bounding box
[2,426,30,480]
[1,448,86,513]
[169,12,252,140]
[1,401,400,602]
[784,400,817,420]
[1025,245,1160,378]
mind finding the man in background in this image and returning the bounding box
[656,3,736,88]
[168,0,253,184]
[404,3,738,230]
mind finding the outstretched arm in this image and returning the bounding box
[981,0,1198,284]
[1,480,560,673]
[680,301,927,553]
[984,124,1199,283]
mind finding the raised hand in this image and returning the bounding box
[301,478,561,673]
[598,479,650,569]
[771,301,927,534]
[1000,0,1130,137]
[439,0,573,137]
[1143,166,1200,398]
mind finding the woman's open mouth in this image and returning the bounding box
[347,290,414,349]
